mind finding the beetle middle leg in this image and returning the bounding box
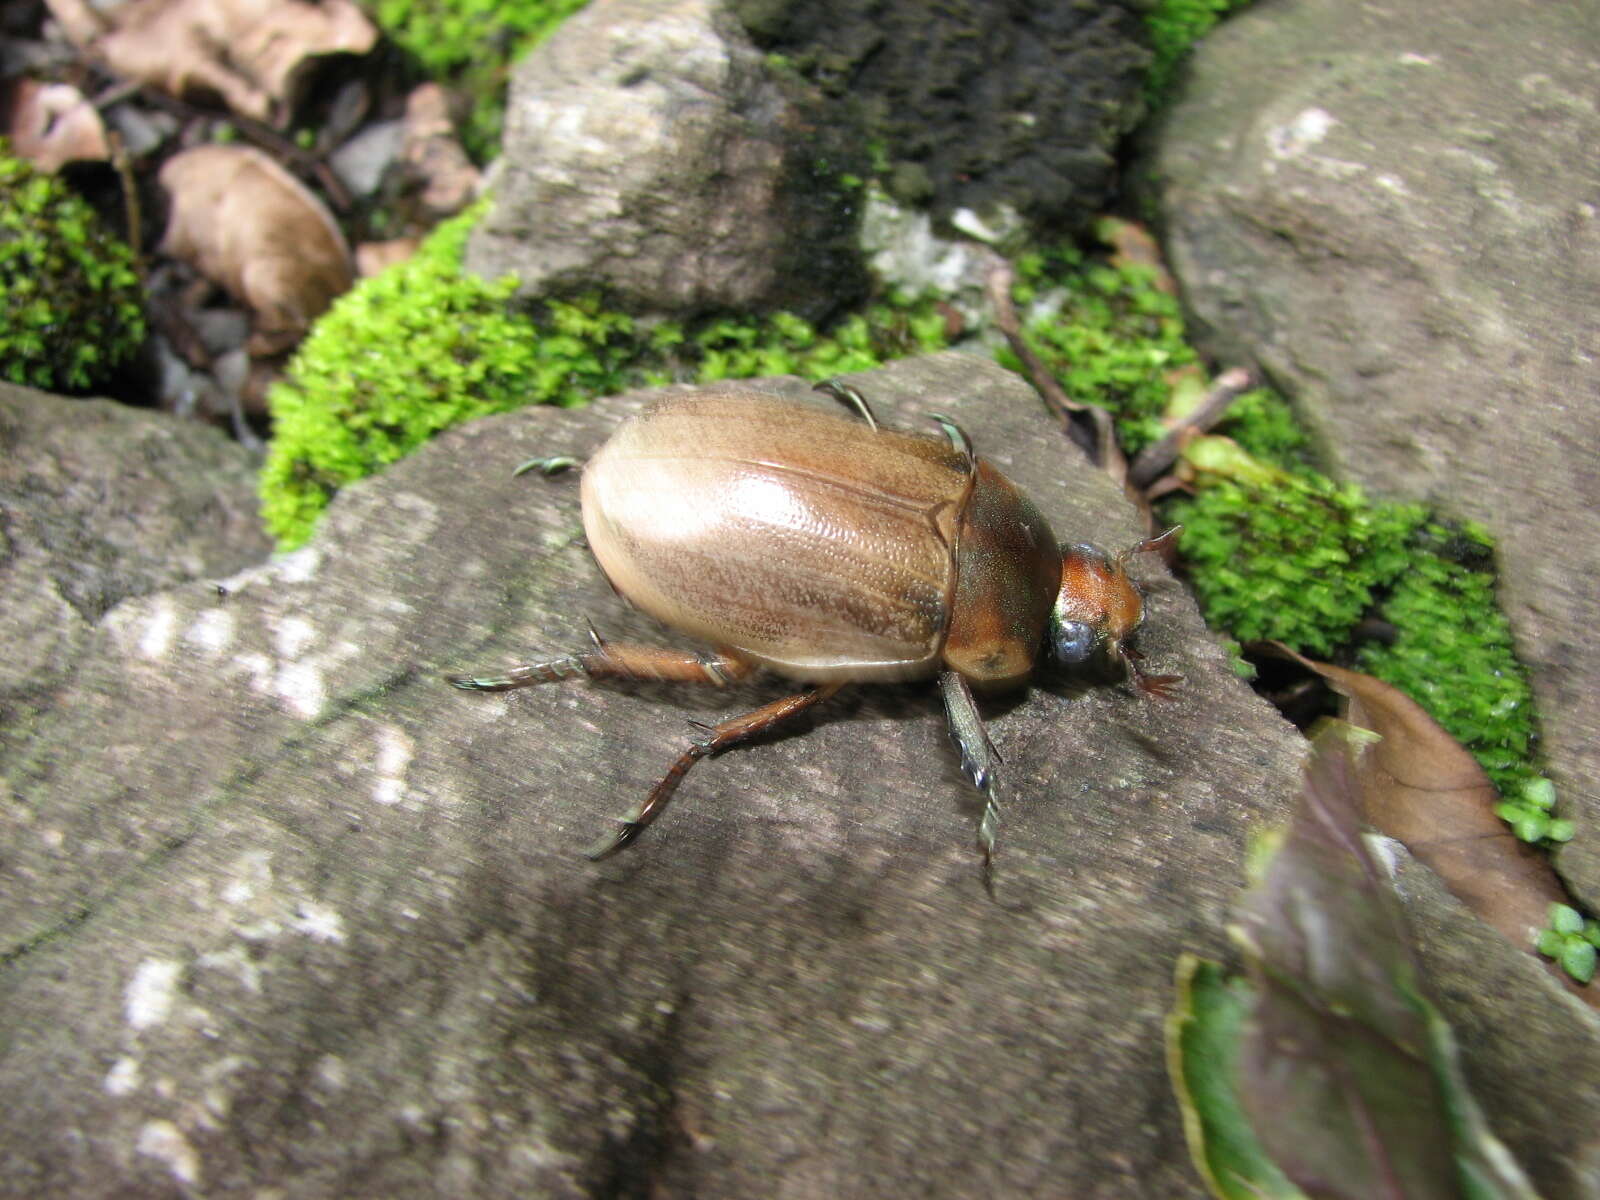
[939,671,1003,883]
[588,681,845,859]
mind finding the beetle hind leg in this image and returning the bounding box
[448,627,757,691]
[939,671,1003,886]
[587,682,845,859]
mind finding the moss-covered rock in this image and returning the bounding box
[0,147,145,392]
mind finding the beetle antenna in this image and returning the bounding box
[1118,524,1182,568]
[813,379,879,430]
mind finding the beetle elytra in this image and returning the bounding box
[450,383,1178,878]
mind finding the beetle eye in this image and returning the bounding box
[1050,620,1096,667]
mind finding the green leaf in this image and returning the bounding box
[1548,904,1584,936]
[1560,940,1597,984]
[1167,956,1306,1199]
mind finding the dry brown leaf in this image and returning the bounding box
[401,84,480,218]
[1263,646,1576,977]
[159,145,352,352]
[44,0,375,125]
[5,79,110,171]
[355,237,423,278]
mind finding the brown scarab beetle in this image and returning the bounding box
[450,382,1178,875]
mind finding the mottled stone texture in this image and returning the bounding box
[0,355,1306,1196]
[0,383,269,740]
[466,0,868,319]
[1144,1,1600,913]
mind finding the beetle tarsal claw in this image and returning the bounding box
[925,413,975,469]
[513,454,581,477]
[813,378,879,430]
[586,823,642,860]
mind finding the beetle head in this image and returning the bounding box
[1046,529,1180,698]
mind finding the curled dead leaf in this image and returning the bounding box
[402,84,480,218]
[44,0,376,125]
[1259,644,1582,1000]
[159,145,352,353]
[5,79,110,171]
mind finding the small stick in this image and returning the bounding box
[984,255,1125,478]
[107,130,143,263]
[1127,367,1255,490]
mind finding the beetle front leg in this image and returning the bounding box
[588,681,845,859]
[448,625,758,691]
[939,671,1003,882]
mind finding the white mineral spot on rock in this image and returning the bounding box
[291,900,346,943]
[276,660,327,718]
[220,849,273,905]
[372,723,413,806]
[235,651,273,693]
[200,1055,249,1119]
[125,958,184,1031]
[39,826,63,850]
[138,599,177,659]
[949,206,1004,244]
[1267,106,1336,160]
[313,1054,348,1090]
[275,545,322,584]
[196,945,265,994]
[1375,172,1410,195]
[275,614,317,659]
[184,607,235,655]
[1398,52,1436,66]
[136,1119,200,1187]
[104,1055,141,1096]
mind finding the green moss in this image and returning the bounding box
[1004,246,1199,453]
[372,0,591,158]
[1165,441,1427,657]
[261,204,638,546]
[1003,242,1307,464]
[1144,0,1255,105]
[0,146,145,391]
[1165,435,1543,802]
[1358,521,1539,792]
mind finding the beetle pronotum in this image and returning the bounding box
[450,383,1178,877]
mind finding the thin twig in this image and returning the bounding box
[984,253,1129,478]
[1127,367,1254,490]
[106,129,143,263]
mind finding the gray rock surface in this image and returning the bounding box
[1396,846,1600,1194]
[1144,0,1600,905]
[0,354,1307,1196]
[0,382,269,731]
[466,0,866,318]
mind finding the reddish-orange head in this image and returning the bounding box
[1046,528,1180,698]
